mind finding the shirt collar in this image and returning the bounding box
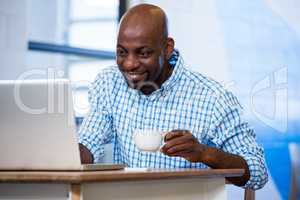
[159,49,184,92]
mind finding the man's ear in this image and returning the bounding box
[165,37,175,59]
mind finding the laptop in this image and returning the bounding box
[0,79,125,171]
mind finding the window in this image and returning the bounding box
[67,0,119,116]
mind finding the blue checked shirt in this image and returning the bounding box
[78,50,268,190]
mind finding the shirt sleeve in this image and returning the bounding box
[78,72,113,162]
[208,90,268,190]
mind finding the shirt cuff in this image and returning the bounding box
[78,138,104,163]
[242,155,268,190]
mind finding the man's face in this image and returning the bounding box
[116,25,167,90]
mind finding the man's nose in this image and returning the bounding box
[123,54,139,71]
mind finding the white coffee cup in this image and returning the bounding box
[133,129,166,152]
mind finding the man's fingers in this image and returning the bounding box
[164,130,190,141]
[162,134,193,150]
[164,131,183,141]
[165,143,194,154]
[168,150,194,158]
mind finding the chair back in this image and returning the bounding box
[244,188,255,200]
[289,143,300,200]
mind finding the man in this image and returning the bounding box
[78,4,268,190]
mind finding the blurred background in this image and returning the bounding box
[0,0,299,199]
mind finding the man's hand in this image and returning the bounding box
[160,130,207,163]
[79,144,94,164]
[160,129,250,186]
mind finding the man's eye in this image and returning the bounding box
[139,51,152,58]
[117,49,127,57]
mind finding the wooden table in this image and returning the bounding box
[0,168,244,200]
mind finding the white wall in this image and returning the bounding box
[266,0,300,38]
[0,0,27,80]
[0,0,66,80]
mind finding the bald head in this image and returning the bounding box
[118,4,168,42]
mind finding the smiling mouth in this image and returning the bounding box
[124,72,147,82]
